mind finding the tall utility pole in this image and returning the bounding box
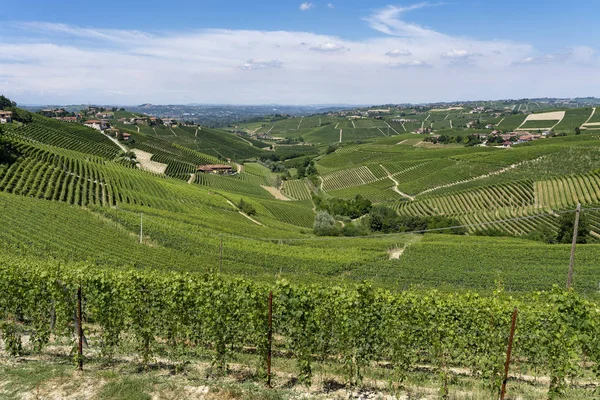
[567,203,582,290]
[140,213,143,244]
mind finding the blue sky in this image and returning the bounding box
[0,1,599,104]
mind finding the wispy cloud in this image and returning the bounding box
[299,2,314,11]
[389,60,431,68]
[327,3,335,9]
[365,3,442,38]
[309,42,347,52]
[241,59,283,70]
[0,20,598,105]
[385,49,412,57]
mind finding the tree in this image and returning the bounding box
[237,199,256,216]
[367,205,400,233]
[313,211,337,236]
[0,126,20,165]
[575,127,581,135]
[0,95,16,110]
[556,211,589,244]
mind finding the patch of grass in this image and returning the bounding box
[97,376,152,400]
[0,362,69,399]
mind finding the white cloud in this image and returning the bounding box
[365,3,442,38]
[309,42,347,52]
[0,18,598,105]
[241,59,283,70]
[389,60,431,68]
[440,49,482,59]
[327,3,335,9]
[299,2,314,11]
[385,49,412,57]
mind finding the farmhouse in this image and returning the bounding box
[84,120,109,131]
[163,118,177,126]
[466,121,478,128]
[0,110,13,123]
[197,164,234,174]
[54,116,77,122]
[485,124,495,129]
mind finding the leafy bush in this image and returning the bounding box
[237,199,257,216]
[313,211,338,236]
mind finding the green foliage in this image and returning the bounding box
[0,95,17,109]
[314,194,372,219]
[1,256,600,398]
[313,210,337,236]
[556,211,589,244]
[237,198,257,216]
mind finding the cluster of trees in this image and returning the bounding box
[424,134,483,146]
[314,203,466,237]
[0,95,32,123]
[313,194,372,219]
[528,212,589,244]
[237,198,257,216]
[366,205,466,234]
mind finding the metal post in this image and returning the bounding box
[77,286,83,371]
[267,291,273,387]
[500,308,518,400]
[567,204,581,290]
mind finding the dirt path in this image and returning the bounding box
[136,126,140,133]
[424,114,431,121]
[234,163,243,173]
[581,107,597,129]
[170,127,177,137]
[261,185,291,201]
[334,122,339,129]
[194,128,198,137]
[385,122,400,135]
[449,120,453,129]
[417,157,543,196]
[102,132,128,153]
[130,149,168,175]
[297,116,304,130]
[377,128,388,136]
[496,116,506,127]
[380,164,415,200]
[444,113,449,120]
[339,129,342,143]
[352,120,356,128]
[187,173,195,184]
[225,199,264,226]
[401,122,407,132]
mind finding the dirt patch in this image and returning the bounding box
[131,149,168,175]
[430,107,463,112]
[388,247,405,260]
[524,111,565,121]
[261,185,291,201]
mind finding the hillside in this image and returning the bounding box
[2,100,600,399]
[0,108,599,294]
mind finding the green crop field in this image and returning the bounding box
[4,101,600,398]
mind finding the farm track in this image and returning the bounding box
[385,122,400,135]
[101,132,128,153]
[380,164,415,201]
[169,127,178,137]
[225,199,264,226]
[187,173,195,184]
[417,157,543,197]
[581,107,597,129]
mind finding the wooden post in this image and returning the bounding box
[77,286,83,371]
[267,291,273,387]
[567,203,581,290]
[219,236,223,273]
[500,308,518,400]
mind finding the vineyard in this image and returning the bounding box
[1,254,599,399]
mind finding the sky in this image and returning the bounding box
[0,0,599,105]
